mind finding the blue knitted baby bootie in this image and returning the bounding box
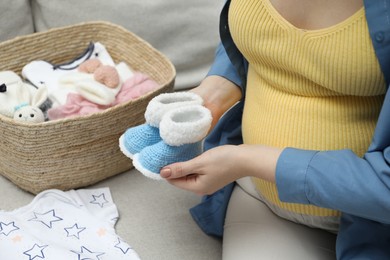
[119,124,161,159]
[119,92,203,159]
[133,105,212,180]
[133,142,203,180]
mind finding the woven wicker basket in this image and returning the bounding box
[0,21,175,194]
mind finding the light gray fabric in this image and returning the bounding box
[223,185,337,260]
[0,168,222,260]
[31,0,225,90]
[0,0,34,42]
[237,177,340,232]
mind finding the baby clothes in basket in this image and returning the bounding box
[0,188,140,260]
[22,42,116,108]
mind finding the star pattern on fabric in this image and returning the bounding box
[0,221,19,236]
[114,237,132,254]
[72,246,105,260]
[65,223,86,239]
[28,209,63,228]
[23,243,48,260]
[90,193,109,208]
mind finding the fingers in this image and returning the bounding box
[165,175,203,195]
[160,159,198,179]
[160,155,225,196]
[160,157,209,195]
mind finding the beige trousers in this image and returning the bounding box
[223,178,337,260]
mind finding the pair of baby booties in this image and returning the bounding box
[119,92,212,180]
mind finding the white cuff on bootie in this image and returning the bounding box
[144,92,203,127]
[159,105,212,146]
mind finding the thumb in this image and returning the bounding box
[160,159,197,179]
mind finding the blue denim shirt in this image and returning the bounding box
[190,0,390,258]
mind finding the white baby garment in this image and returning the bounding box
[0,188,140,260]
[58,62,133,106]
[22,42,116,107]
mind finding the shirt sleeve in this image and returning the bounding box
[276,147,390,224]
[207,42,243,88]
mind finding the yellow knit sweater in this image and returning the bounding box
[229,0,386,223]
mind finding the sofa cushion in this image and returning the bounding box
[0,0,34,42]
[31,0,224,90]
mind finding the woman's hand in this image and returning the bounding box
[160,145,243,195]
[160,144,283,195]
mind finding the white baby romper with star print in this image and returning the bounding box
[0,187,140,260]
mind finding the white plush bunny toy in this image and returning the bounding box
[13,85,48,123]
[0,71,33,118]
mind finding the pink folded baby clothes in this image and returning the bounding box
[115,72,160,103]
[47,93,108,120]
[47,72,160,120]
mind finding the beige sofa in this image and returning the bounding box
[0,0,224,259]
